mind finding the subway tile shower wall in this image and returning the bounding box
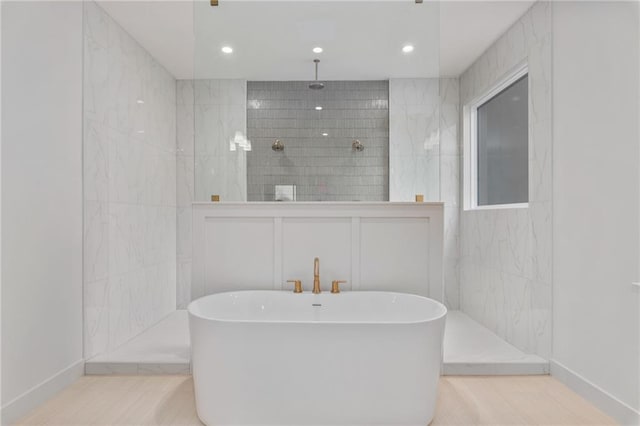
[247,81,389,201]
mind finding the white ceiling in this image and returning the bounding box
[98,0,534,80]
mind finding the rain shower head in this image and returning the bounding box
[309,59,325,90]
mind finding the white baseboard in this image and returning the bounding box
[1,359,84,425]
[443,361,549,376]
[551,360,640,425]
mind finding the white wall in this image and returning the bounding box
[1,1,84,423]
[552,2,640,423]
[83,1,177,359]
[458,1,552,358]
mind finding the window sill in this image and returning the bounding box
[464,202,529,212]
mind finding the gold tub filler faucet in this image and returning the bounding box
[286,257,346,293]
[313,257,322,294]
[313,257,346,294]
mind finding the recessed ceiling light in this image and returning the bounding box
[322,132,329,137]
[315,106,323,111]
[221,46,233,54]
[136,99,144,104]
[402,44,414,53]
[313,47,323,54]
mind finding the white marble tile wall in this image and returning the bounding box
[389,79,440,202]
[389,78,460,310]
[175,79,247,308]
[440,78,461,310]
[459,1,552,358]
[176,81,194,309]
[194,80,248,203]
[83,1,177,359]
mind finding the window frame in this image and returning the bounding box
[463,62,529,211]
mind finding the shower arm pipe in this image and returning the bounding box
[308,59,325,90]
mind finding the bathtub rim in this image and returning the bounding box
[187,290,447,325]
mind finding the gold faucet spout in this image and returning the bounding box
[313,257,321,294]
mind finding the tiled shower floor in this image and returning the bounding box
[85,310,548,375]
[85,311,191,375]
[443,311,548,375]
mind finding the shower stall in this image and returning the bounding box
[82,0,552,377]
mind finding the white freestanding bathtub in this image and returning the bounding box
[188,290,447,426]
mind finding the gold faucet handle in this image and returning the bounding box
[286,280,303,293]
[331,280,347,294]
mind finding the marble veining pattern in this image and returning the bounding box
[194,80,247,203]
[440,78,461,310]
[459,1,552,358]
[176,81,195,309]
[175,79,247,308]
[389,79,440,202]
[83,1,177,359]
[389,78,460,310]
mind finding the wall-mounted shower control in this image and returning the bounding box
[272,139,284,152]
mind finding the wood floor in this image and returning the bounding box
[15,375,615,426]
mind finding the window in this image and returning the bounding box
[464,65,529,209]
